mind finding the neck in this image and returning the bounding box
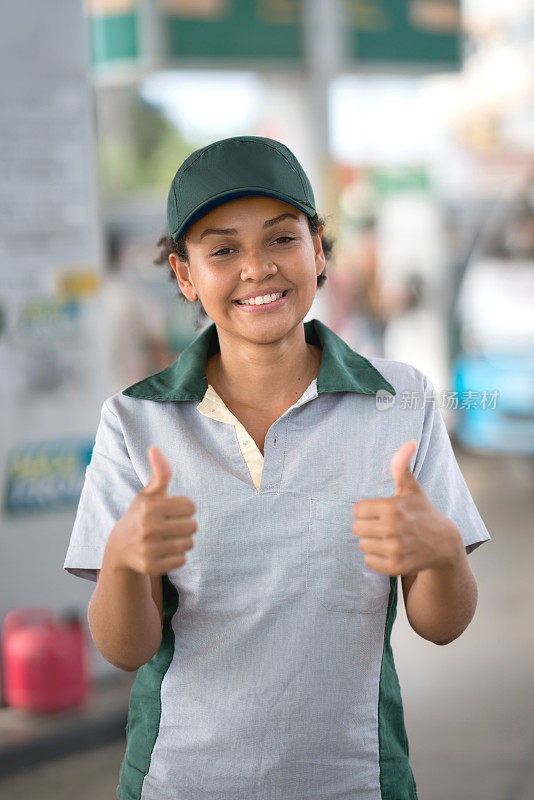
[206,325,322,411]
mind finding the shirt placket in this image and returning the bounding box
[197,381,319,494]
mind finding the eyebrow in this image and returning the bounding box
[199,212,299,240]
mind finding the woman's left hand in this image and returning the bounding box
[352,440,462,577]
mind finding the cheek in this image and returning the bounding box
[199,270,237,304]
[283,249,316,275]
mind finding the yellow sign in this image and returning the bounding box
[53,266,101,299]
[409,1,460,33]
[87,0,137,15]
[257,0,299,26]
[161,0,229,18]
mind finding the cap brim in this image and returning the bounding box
[170,188,316,241]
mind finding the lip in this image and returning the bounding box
[233,287,290,302]
[233,289,291,311]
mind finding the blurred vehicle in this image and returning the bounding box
[452,192,534,454]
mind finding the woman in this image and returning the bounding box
[64,136,491,800]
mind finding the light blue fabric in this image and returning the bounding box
[63,318,491,799]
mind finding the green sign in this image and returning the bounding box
[346,0,461,69]
[163,0,301,61]
[88,0,139,66]
[86,0,460,71]
[370,166,431,197]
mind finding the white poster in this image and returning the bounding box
[0,0,114,679]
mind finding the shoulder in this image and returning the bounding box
[363,355,429,395]
[101,388,158,424]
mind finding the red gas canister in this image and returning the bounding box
[1,607,90,713]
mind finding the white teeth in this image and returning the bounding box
[237,292,284,306]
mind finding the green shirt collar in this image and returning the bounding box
[121,317,395,401]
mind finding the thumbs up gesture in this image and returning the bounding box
[108,446,198,577]
[352,440,461,577]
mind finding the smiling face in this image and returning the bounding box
[168,195,325,342]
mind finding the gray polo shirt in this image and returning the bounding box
[63,317,491,800]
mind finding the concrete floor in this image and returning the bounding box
[1,445,532,800]
[396,446,534,800]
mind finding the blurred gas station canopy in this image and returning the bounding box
[87,0,462,78]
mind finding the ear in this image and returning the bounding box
[169,252,197,302]
[313,224,326,274]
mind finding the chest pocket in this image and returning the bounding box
[307,498,391,613]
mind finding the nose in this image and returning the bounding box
[239,249,277,280]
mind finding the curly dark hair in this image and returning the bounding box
[154,212,334,328]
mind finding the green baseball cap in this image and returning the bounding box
[167,135,316,242]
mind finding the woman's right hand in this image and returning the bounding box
[107,446,197,577]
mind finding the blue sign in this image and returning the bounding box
[4,438,95,515]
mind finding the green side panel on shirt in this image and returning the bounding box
[378,576,418,799]
[116,575,179,800]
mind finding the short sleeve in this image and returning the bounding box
[412,375,492,555]
[63,398,143,582]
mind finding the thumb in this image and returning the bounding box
[390,439,419,497]
[142,446,172,497]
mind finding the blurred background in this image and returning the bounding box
[1,1,533,798]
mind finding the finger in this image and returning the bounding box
[156,496,197,518]
[357,534,394,557]
[148,553,188,575]
[155,517,198,538]
[352,497,390,519]
[352,519,389,539]
[390,439,418,497]
[151,534,196,556]
[143,446,173,497]
[362,553,394,575]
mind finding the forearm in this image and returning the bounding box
[405,525,478,646]
[88,539,162,671]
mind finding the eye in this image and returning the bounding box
[273,236,296,245]
[211,247,234,257]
